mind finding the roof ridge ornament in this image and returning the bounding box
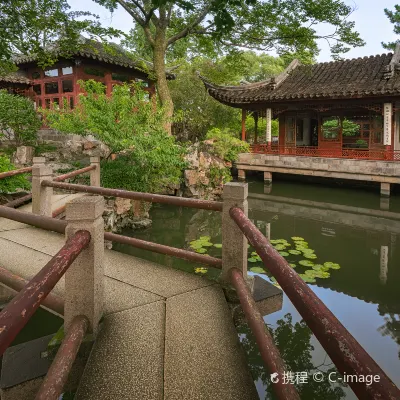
[384,42,400,79]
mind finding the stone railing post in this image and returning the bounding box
[221,182,249,282]
[90,157,101,187]
[32,156,46,166]
[65,196,104,334]
[32,165,53,216]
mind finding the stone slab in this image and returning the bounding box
[164,285,258,400]
[104,277,163,315]
[75,301,165,400]
[0,334,53,389]
[104,250,214,298]
[0,218,28,233]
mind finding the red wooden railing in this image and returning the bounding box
[250,145,400,161]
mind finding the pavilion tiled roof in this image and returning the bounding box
[0,72,31,85]
[201,53,400,106]
[14,39,175,80]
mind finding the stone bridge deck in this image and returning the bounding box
[0,195,258,399]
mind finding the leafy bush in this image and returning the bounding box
[206,128,250,162]
[0,90,41,146]
[0,156,30,194]
[101,130,187,193]
[43,80,166,155]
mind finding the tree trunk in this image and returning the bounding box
[153,28,173,135]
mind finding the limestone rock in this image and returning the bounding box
[13,146,34,166]
[115,197,132,215]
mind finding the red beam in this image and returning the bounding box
[54,165,96,182]
[4,194,32,208]
[41,181,223,211]
[229,206,400,400]
[230,268,299,400]
[0,266,64,315]
[0,166,33,180]
[35,315,89,400]
[0,230,91,355]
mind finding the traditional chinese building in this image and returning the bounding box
[4,39,169,110]
[201,46,400,196]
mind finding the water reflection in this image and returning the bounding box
[114,180,400,397]
[237,314,346,400]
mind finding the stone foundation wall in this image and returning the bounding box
[237,154,400,184]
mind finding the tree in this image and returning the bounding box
[94,0,364,134]
[383,5,400,50]
[0,91,41,146]
[0,156,31,196]
[0,0,120,74]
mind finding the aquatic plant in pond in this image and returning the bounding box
[188,234,341,283]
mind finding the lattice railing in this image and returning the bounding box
[250,145,400,161]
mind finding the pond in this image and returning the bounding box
[115,178,400,400]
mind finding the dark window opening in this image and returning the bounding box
[44,69,59,77]
[45,99,50,109]
[84,67,105,77]
[32,71,41,79]
[112,73,129,82]
[33,84,41,95]
[69,97,74,109]
[62,80,73,93]
[62,66,73,75]
[53,98,59,108]
[45,82,59,95]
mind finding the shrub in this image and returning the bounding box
[0,155,30,194]
[0,90,41,146]
[206,128,250,162]
[101,130,187,193]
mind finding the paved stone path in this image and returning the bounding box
[0,195,258,399]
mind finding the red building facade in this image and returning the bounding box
[201,47,400,161]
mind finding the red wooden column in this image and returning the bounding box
[241,109,247,141]
[254,113,258,144]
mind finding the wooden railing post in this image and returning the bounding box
[90,157,101,187]
[65,196,104,334]
[221,182,249,283]
[32,165,53,216]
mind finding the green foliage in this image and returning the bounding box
[43,80,164,153]
[0,0,121,74]
[342,118,360,137]
[100,131,186,193]
[0,91,41,146]
[356,139,368,148]
[0,156,30,193]
[206,128,250,162]
[383,5,400,50]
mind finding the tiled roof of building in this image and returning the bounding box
[0,72,31,85]
[14,39,175,80]
[201,52,400,106]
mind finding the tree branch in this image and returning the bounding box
[167,5,211,46]
[117,0,145,26]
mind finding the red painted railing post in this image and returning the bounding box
[90,157,101,187]
[65,196,105,334]
[221,182,249,284]
[32,165,53,216]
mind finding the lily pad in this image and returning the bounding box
[291,237,305,241]
[299,274,316,283]
[250,267,266,274]
[201,242,213,247]
[194,267,208,274]
[314,271,330,279]
[299,260,315,267]
[312,264,324,271]
[304,254,317,259]
[289,263,296,268]
[213,244,222,248]
[295,241,309,248]
[248,257,259,263]
[195,248,207,254]
[190,243,203,250]
[274,244,287,251]
[279,251,289,257]
[288,250,302,255]
[199,236,211,241]
[323,262,341,270]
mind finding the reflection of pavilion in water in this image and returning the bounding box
[248,192,399,307]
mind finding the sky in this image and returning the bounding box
[69,0,400,62]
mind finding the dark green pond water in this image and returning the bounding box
[114,178,400,400]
